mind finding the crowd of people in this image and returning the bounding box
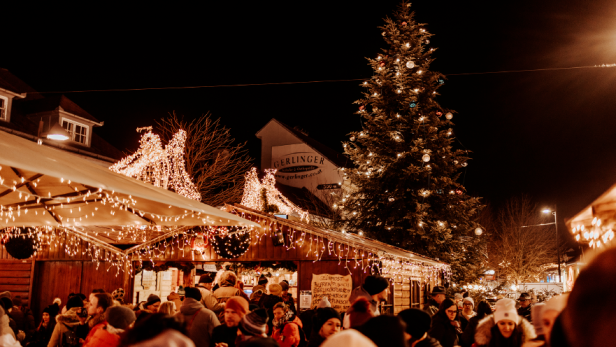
[0,247,614,347]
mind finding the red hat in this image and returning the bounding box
[226,296,249,317]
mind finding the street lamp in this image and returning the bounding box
[542,207,561,282]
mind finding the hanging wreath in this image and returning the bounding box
[213,231,251,259]
[2,228,39,260]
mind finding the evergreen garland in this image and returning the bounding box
[213,231,251,259]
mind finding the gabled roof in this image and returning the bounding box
[0,68,39,97]
[276,182,333,217]
[256,118,351,168]
[22,95,101,124]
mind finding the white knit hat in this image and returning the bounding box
[463,297,474,307]
[493,298,518,323]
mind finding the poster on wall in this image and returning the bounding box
[311,274,352,312]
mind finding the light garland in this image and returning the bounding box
[240,168,309,221]
[110,127,201,201]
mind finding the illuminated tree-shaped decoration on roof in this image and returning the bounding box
[241,168,309,221]
[110,127,201,201]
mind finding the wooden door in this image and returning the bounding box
[32,261,82,323]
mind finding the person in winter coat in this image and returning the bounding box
[0,306,21,347]
[176,287,221,347]
[306,307,341,347]
[211,296,249,347]
[516,293,532,323]
[423,286,447,317]
[13,297,34,339]
[343,275,388,329]
[198,273,226,314]
[168,292,184,313]
[271,302,303,347]
[461,300,492,347]
[398,309,443,347]
[540,294,567,345]
[82,306,136,347]
[48,295,85,347]
[258,284,283,335]
[143,294,162,314]
[158,302,176,315]
[298,296,331,343]
[29,305,56,347]
[346,298,374,329]
[428,298,463,347]
[357,315,408,347]
[279,281,296,315]
[119,312,192,347]
[474,298,536,347]
[320,329,376,347]
[0,297,23,340]
[459,297,476,331]
[235,308,278,347]
[214,272,241,303]
[86,292,113,333]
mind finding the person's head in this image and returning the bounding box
[220,271,237,287]
[120,313,189,346]
[225,297,249,327]
[106,306,136,332]
[348,297,374,328]
[42,305,53,324]
[454,293,463,304]
[279,281,289,294]
[398,308,431,343]
[430,286,446,304]
[518,293,531,308]
[494,298,519,339]
[462,297,474,312]
[238,308,269,338]
[66,295,84,312]
[438,298,458,321]
[476,300,493,319]
[358,315,408,347]
[258,274,268,286]
[157,301,176,315]
[273,302,288,321]
[269,283,283,297]
[12,296,22,308]
[184,287,202,302]
[542,294,568,343]
[144,294,162,312]
[88,293,113,316]
[89,289,105,304]
[199,273,215,289]
[363,275,390,302]
[312,307,341,339]
[0,297,13,313]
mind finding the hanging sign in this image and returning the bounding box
[311,274,353,312]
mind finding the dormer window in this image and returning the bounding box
[61,118,89,145]
[0,96,7,121]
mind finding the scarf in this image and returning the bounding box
[273,310,294,329]
[450,319,464,334]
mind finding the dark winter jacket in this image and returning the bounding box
[415,335,444,347]
[305,332,325,347]
[176,297,221,347]
[423,299,440,317]
[516,306,532,323]
[210,324,238,347]
[282,293,297,315]
[474,315,536,347]
[428,313,461,347]
[461,315,485,347]
[347,286,378,314]
[9,307,25,333]
[48,307,85,347]
[259,294,283,335]
[30,322,55,347]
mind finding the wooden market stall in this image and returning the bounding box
[126,204,450,314]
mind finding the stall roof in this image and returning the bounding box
[0,131,259,244]
[228,204,448,267]
[567,181,616,230]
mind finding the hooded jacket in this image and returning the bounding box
[48,307,84,347]
[214,272,241,302]
[346,286,378,315]
[428,312,461,347]
[474,315,536,347]
[176,297,220,347]
[196,284,225,314]
[82,325,120,347]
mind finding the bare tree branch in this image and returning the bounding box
[156,112,253,207]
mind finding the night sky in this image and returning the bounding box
[4,0,616,242]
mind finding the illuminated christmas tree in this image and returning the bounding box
[340,2,484,282]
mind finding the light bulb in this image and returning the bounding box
[422,154,430,162]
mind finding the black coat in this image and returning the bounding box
[416,336,444,347]
[461,315,484,347]
[517,306,532,322]
[211,325,239,347]
[429,314,461,347]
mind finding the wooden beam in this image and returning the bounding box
[0,172,44,198]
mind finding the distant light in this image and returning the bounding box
[542,209,551,214]
[47,134,69,140]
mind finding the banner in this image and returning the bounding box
[311,274,352,312]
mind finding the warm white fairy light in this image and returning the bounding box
[110,127,200,201]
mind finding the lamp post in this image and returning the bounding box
[542,207,561,282]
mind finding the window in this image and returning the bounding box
[62,119,89,145]
[0,96,7,121]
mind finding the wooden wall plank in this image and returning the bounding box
[0,263,31,271]
[0,278,30,285]
[0,271,30,278]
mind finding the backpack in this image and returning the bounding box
[61,324,80,347]
[295,322,307,347]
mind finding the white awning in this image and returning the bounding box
[0,131,259,233]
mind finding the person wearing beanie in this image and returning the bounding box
[196,273,225,314]
[517,293,532,322]
[423,286,447,317]
[343,275,388,328]
[258,283,283,334]
[461,300,492,347]
[474,298,536,347]
[237,308,278,347]
[459,297,476,331]
[211,296,250,347]
[306,307,341,347]
[168,292,183,314]
[144,294,162,313]
[357,315,408,347]
[428,298,463,347]
[317,296,331,309]
[82,306,136,347]
[29,305,57,347]
[347,297,375,329]
[398,309,441,347]
[279,281,297,315]
[250,284,266,305]
[454,293,464,309]
[258,274,269,286]
[48,295,85,347]
[541,294,568,345]
[176,287,220,347]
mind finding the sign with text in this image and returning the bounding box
[272,144,325,184]
[311,274,352,312]
[317,183,341,190]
